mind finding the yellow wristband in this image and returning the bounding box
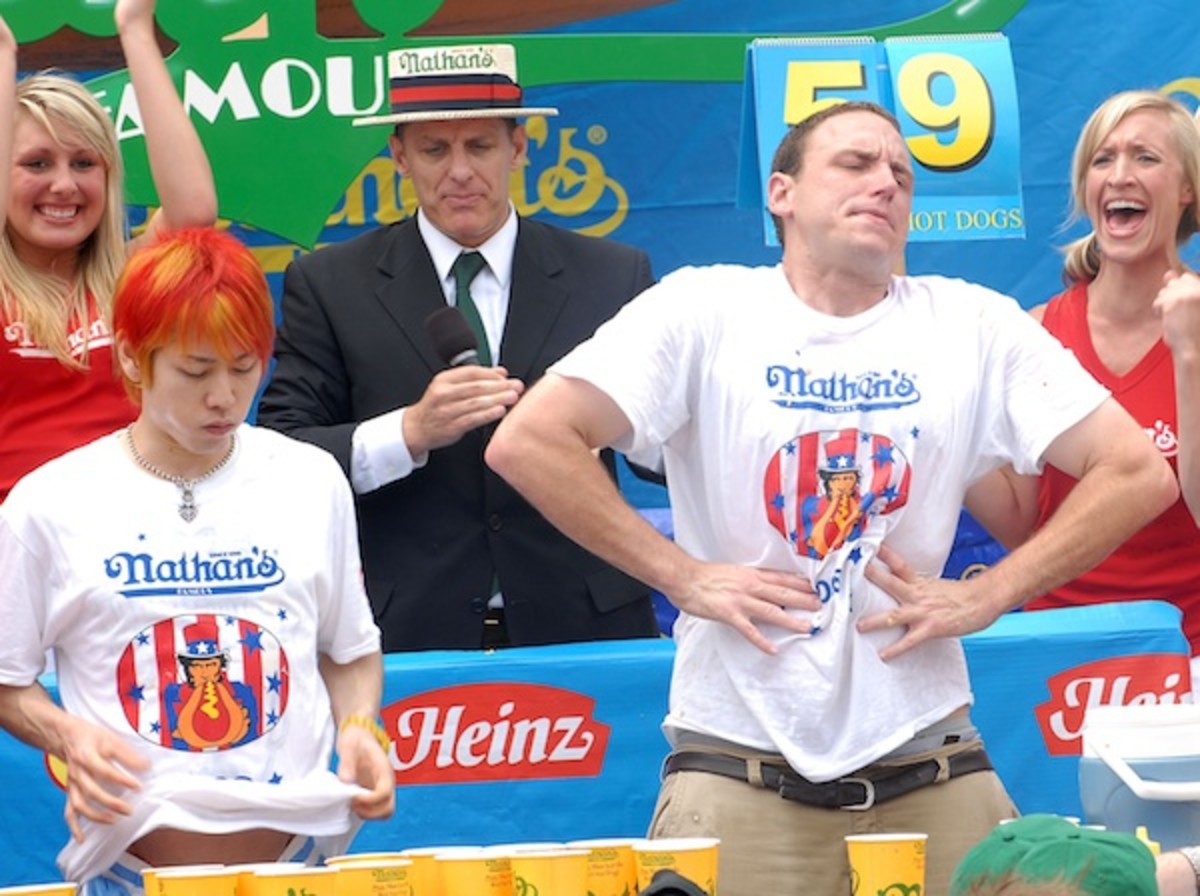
[339,715,391,753]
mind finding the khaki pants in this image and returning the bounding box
[647,746,1016,896]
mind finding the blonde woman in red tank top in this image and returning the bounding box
[0,0,216,502]
[967,91,1200,655]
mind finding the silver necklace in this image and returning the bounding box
[125,425,236,523]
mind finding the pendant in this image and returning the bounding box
[179,486,198,523]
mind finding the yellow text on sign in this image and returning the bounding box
[779,51,996,174]
[782,59,867,124]
[896,51,994,172]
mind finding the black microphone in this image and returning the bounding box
[425,306,480,367]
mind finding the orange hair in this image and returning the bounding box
[112,228,274,401]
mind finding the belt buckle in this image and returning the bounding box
[840,776,876,811]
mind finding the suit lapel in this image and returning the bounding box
[501,220,568,381]
[372,220,448,374]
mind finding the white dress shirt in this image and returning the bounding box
[349,208,519,494]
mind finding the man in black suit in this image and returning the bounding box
[257,43,659,651]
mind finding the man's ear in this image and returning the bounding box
[388,133,409,177]
[510,123,529,170]
[766,170,794,218]
[115,336,140,383]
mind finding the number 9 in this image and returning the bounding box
[896,52,993,172]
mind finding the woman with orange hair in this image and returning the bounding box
[0,228,394,892]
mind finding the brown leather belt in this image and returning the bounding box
[663,747,992,811]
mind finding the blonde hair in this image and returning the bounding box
[1062,90,1200,284]
[0,72,126,366]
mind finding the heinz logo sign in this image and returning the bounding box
[1033,653,1192,756]
[382,682,610,784]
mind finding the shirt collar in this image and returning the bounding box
[418,207,518,290]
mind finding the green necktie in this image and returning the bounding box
[450,251,491,366]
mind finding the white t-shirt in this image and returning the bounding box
[553,264,1108,781]
[0,424,381,880]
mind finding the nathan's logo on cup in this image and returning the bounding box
[633,838,719,896]
[1033,654,1191,756]
[383,683,610,783]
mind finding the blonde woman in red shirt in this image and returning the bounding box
[968,91,1200,666]
[0,0,215,502]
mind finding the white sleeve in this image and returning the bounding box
[0,513,52,685]
[551,268,705,459]
[314,458,382,662]
[349,408,427,493]
[973,289,1109,477]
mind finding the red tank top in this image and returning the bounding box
[0,298,136,501]
[1026,282,1200,652]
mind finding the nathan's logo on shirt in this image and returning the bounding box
[105,545,285,598]
[4,317,113,359]
[118,613,289,753]
[1147,419,1179,458]
[764,428,911,561]
[384,683,609,784]
[766,362,920,413]
[1033,653,1191,756]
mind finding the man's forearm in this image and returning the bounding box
[0,682,71,757]
[1173,351,1200,525]
[319,653,384,725]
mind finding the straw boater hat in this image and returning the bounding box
[352,43,558,127]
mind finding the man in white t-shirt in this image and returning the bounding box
[485,102,1178,894]
[0,229,394,893]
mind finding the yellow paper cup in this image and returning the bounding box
[400,846,481,896]
[508,848,589,896]
[634,837,719,896]
[0,885,78,896]
[333,858,413,896]
[225,863,305,896]
[436,851,512,896]
[142,864,226,894]
[845,833,927,896]
[241,865,337,896]
[324,852,410,866]
[152,866,239,896]
[566,838,641,896]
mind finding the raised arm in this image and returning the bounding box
[1157,269,1200,524]
[486,373,820,653]
[116,0,216,244]
[0,14,15,231]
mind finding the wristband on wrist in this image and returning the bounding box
[339,714,391,754]
[1180,846,1200,895]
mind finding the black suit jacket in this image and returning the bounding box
[257,216,659,650]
